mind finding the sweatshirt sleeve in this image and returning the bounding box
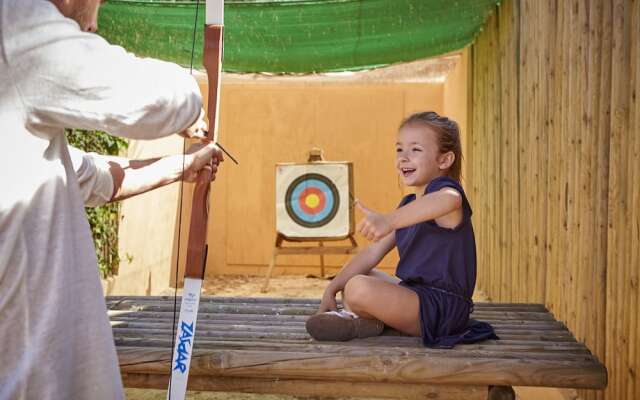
[7,1,202,140]
[68,146,115,208]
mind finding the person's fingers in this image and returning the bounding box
[210,148,223,164]
[367,227,375,240]
[192,142,218,162]
[355,200,372,215]
[360,224,371,240]
[357,220,366,235]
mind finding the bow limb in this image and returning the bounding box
[168,1,223,399]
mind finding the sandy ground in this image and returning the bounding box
[126,275,580,400]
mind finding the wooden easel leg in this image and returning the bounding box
[261,251,277,293]
[261,234,283,293]
[319,241,325,278]
[348,234,357,249]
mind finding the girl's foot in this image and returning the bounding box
[305,310,385,341]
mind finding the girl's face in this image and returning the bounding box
[396,124,450,190]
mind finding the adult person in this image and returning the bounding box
[0,0,221,398]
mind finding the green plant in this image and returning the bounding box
[66,129,128,278]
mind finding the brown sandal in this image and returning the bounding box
[306,311,384,341]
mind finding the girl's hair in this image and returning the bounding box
[400,111,463,181]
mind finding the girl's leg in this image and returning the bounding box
[366,268,401,285]
[343,275,421,337]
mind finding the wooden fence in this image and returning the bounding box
[468,1,639,399]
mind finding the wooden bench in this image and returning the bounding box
[107,296,607,400]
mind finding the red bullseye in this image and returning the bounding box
[298,187,325,215]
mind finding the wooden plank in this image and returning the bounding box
[110,326,577,344]
[108,308,558,322]
[116,347,607,389]
[106,298,550,312]
[113,337,599,362]
[109,314,558,327]
[111,319,572,335]
[628,5,640,400]
[106,296,550,309]
[606,0,634,399]
[122,374,488,400]
[114,335,592,354]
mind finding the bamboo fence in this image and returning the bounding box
[469,1,639,399]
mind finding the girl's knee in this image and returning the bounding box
[344,275,374,311]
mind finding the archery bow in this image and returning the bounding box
[167,1,223,399]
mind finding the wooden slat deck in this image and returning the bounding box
[108,296,607,400]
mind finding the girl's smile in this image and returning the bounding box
[400,166,417,178]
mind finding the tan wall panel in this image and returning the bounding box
[117,136,184,295]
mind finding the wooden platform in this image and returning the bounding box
[107,296,607,400]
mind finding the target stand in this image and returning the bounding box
[261,150,358,292]
[261,233,359,292]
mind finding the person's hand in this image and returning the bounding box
[356,200,394,242]
[318,288,338,313]
[178,108,208,140]
[182,142,224,182]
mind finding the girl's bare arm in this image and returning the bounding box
[357,188,463,242]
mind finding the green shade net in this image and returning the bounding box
[98,0,498,73]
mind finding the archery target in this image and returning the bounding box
[276,163,353,238]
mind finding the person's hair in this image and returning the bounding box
[400,111,463,181]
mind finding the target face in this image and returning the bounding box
[276,162,353,238]
[285,173,340,228]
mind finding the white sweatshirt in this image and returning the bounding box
[0,0,202,398]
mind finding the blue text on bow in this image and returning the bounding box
[173,321,194,373]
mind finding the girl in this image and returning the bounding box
[305,111,496,348]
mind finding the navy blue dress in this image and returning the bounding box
[395,176,497,348]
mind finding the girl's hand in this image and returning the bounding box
[356,200,394,242]
[318,289,338,313]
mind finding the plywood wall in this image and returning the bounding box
[469,1,639,399]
